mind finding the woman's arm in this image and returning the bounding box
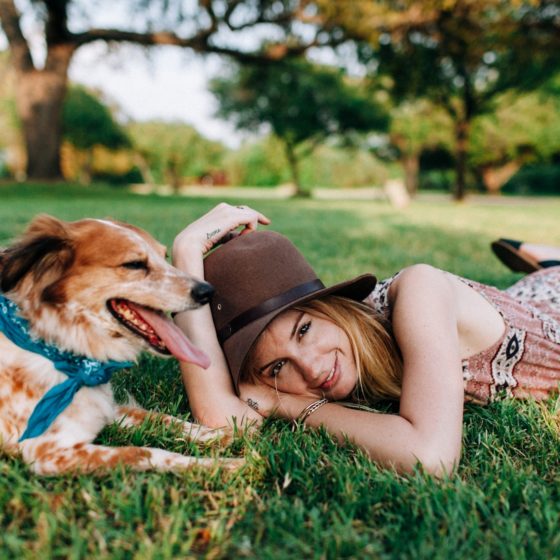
[172,203,271,428]
[239,264,465,476]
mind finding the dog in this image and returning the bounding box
[0,214,242,475]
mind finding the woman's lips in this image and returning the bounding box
[319,354,338,391]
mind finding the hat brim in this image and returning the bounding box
[223,273,377,393]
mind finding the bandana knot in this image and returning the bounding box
[0,293,132,441]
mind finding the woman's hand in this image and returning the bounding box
[172,203,270,270]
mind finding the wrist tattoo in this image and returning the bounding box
[247,398,259,412]
[206,228,220,240]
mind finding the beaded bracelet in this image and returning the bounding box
[297,398,329,423]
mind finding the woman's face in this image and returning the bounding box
[251,308,358,400]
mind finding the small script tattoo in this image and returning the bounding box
[206,228,221,240]
[247,398,259,412]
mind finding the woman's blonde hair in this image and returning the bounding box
[241,295,403,403]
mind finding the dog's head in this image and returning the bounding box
[0,215,211,366]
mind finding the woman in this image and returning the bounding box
[172,203,560,476]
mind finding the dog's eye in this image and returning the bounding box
[121,260,148,271]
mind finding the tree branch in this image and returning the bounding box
[70,25,325,63]
[0,0,34,71]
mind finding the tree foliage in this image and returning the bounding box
[211,58,389,194]
[469,78,560,192]
[0,0,325,179]
[62,86,130,151]
[387,99,454,195]
[223,133,388,189]
[127,120,226,189]
[314,0,560,198]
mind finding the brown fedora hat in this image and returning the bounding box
[203,230,376,392]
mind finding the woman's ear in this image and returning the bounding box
[0,215,75,295]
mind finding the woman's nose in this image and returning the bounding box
[298,354,322,384]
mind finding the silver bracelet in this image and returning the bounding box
[297,398,329,424]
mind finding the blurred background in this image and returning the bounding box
[1,0,559,201]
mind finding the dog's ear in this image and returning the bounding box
[0,215,75,296]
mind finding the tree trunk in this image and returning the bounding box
[480,160,522,194]
[402,152,420,196]
[166,154,183,193]
[134,153,155,186]
[14,46,73,180]
[453,118,470,201]
[78,149,93,185]
[284,141,306,197]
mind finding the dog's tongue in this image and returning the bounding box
[128,303,210,369]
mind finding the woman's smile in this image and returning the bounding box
[317,352,338,391]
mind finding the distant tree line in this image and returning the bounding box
[1,0,559,199]
[1,71,559,196]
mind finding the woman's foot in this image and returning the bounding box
[491,239,560,273]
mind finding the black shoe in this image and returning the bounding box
[491,238,560,273]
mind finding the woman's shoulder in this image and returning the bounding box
[363,264,451,318]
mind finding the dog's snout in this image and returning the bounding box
[191,281,215,305]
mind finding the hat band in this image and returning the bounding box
[217,279,325,344]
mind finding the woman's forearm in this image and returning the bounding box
[272,395,460,476]
[172,244,261,428]
[174,306,261,428]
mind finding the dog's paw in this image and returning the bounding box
[220,457,245,472]
[183,424,234,446]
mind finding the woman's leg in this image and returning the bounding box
[516,243,560,263]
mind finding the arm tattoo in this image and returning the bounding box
[206,228,221,240]
[247,398,259,412]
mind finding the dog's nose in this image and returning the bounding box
[191,281,215,305]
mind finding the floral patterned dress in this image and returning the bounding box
[365,267,560,404]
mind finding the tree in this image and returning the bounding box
[469,80,560,193]
[211,58,389,195]
[0,0,329,180]
[388,100,453,196]
[127,120,226,190]
[313,0,560,199]
[62,85,131,183]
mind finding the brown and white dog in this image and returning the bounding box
[0,215,241,475]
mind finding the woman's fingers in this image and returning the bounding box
[212,203,270,241]
[173,203,270,258]
[235,204,271,226]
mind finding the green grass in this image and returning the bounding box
[0,182,559,559]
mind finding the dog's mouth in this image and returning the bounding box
[107,298,210,369]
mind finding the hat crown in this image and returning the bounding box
[204,231,318,332]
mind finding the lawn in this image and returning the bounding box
[0,183,559,559]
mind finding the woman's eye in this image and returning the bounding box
[298,321,311,339]
[270,360,286,377]
[122,260,148,271]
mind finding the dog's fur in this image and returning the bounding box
[0,215,241,475]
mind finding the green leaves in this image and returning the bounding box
[62,86,130,151]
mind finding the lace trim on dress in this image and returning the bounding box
[490,326,525,400]
[363,271,402,318]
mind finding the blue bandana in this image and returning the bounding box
[0,293,133,441]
